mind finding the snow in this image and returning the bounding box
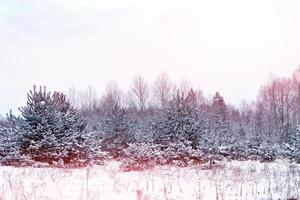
[0,160,299,200]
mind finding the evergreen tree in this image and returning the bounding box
[6,86,98,166]
[0,117,24,165]
[122,142,160,171]
[99,103,135,158]
[284,125,300,163]
[154,89,208,148]
[152,89,209,165]
[211,92,230,145]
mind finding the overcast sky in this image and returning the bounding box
[0,0,300,115]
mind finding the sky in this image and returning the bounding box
[0,0,300,115]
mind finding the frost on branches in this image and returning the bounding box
[1,86,103,167]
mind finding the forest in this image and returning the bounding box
[1,67,300,170]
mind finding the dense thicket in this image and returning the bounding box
[1,68,300,169]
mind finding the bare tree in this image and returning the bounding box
[292,66,300,125]
[100,81,123,111]
[67,86,98,112]
[67,86,79,108]
[257,76,293,140]
[83,86,98,111]
[194,88,207,105]
[131,74,149,113]
[153,72,173,108]
[178,79,192,97]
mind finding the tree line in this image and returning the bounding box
[0,68,300,169]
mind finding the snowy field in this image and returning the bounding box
[0,160,299,200]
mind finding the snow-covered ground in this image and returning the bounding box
[0,160,299,200]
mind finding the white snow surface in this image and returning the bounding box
[0,160,299,200]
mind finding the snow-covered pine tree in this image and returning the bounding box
[99,103,135,159]
[284,125,300,163]
[0,116,8,128]
[211,92,231,145]
[122,142,161,171]
[227,123,247,160]
[153,89,209,165]
[195,125,224,168]
[7,86,98,166]
[0,114,25,165]
[154,90,199,147]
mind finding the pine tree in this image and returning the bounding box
[211,92,230,145]
[154,89,208,148]
[6,86,98,166]
[0,117,24,165]
[122,142,160,171]
[152,89,209,165]
[284,125,300,163]
[99,103,135,158]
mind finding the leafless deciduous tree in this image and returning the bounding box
[153,72,173,108]
[67,86,79,108]
[83,86,98,111]
[131,74,149,112]
[67,86,98,111]
[178,79,192,97]
[292,66,300,125]
[100,81,123,111]
[257,76,293,139]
